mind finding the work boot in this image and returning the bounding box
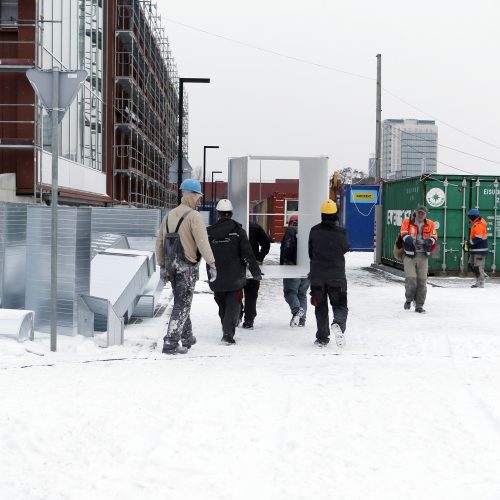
[162,343,188,355]
[415,307,426,313]
[314,337,329,347]
[182,336,197,349]
[331,323,345,347]
[221,336,236,345]
[471,282,484,288]
[242,320,254,329]
[404,301,411,310]
[298,317,306,327]
[290,307,304,327]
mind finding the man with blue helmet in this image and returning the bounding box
[156,178,216,354]
[464,208,488,288]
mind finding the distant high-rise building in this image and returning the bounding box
[368,156,376,179]
[381,119,437,180]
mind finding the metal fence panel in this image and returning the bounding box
[0,203,28,309]
[25,206,91,335]
[91,208,161,237]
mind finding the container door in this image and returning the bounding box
[424,177,466,274]
[469,177,499,273]
[343,184,377,251]
[381,177,422,268]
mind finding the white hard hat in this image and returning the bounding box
[216,199,233,212]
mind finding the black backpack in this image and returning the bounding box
[163,209,191,273]
[280,226,298,264]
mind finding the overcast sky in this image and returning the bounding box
[157,0,500,181]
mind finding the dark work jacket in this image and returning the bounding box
[249,222,271,262]
[207,218,261,292]
[308,220,349,288]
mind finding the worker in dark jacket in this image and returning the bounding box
[308,200,349,347]
[207,199,262,344]
[240,222,271,329]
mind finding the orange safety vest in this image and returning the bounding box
[400,216,438,242]
[469,217,488,255]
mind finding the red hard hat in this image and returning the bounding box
[289,215,298,224]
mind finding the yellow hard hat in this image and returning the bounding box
[320,199,337,214]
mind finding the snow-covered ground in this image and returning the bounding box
[2,247,500,500]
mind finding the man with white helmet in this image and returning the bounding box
[207,199,262,344]
[156,179,216,354]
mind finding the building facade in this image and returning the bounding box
[0,0,181,207]
[381,119,437,180]
[109,0,181,208]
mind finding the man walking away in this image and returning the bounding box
[400,205,437,313]
[464,208,488,288]
[308,200,349,347]
[207,199,262,344]
[156,179,216,354]
[280,215,310,327]
[240,222,271,329]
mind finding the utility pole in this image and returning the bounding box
[50,68,60,352]
[374,53,383,265]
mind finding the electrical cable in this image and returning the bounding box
[166,17,500,151]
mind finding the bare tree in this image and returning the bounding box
[191,165,203,180]
[336,167,374,185]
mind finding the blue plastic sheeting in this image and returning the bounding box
[340,184,378,252]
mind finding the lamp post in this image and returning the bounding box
[211,170,223,222]
[177,77,210,203]
[202,145,219,210]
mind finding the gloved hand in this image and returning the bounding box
[423,238,434,254]
[208,265,217,282]
[256,261,263,266]
[253,274,262,281]
[403,235,416,255]
[463,243,469,252]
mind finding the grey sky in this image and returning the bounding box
[158,0,500,181]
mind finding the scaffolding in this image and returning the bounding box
[113,0,182,208]
[0,8,43,201]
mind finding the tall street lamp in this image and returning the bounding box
[177,77,210,203]
[202,145,219,210]
[211,170,223,222]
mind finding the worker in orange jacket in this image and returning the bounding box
[464,208,488,288]
[400,205,437,313]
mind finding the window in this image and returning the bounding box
[0,0,18,26]
[284,199,299,226]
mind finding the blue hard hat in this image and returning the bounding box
[180,178,203,195]
[468,208,480,217]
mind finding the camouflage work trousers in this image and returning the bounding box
[163,263,199,348]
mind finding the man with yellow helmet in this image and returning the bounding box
[308,199,349,347]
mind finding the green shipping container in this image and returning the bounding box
[381,174,500,275]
